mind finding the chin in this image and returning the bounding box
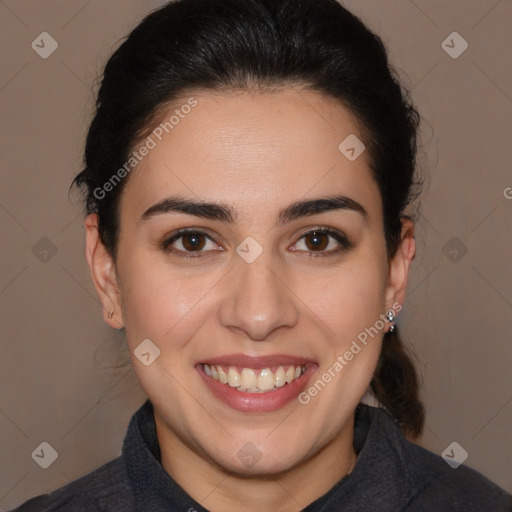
[222,453,304,479]
[205,436,311,478]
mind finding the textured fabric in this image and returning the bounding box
[11,399,511,511]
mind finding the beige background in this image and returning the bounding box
[1,0,511,509]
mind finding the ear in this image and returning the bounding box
[384,217,416,310]
[84,213,124,329]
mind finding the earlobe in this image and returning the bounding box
[385,218,416,309]
[84,214,124,329]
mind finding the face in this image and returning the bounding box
[86,88,414,478]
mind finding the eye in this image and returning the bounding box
[291,228,351,256]
[162,229,222,257]
[161,227,351,258]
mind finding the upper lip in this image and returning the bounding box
[198,354,316,369]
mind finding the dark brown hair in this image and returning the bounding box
[71,0,424,436]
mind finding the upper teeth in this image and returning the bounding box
[202,364,307,392]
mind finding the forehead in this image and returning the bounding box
[119,88,381,225]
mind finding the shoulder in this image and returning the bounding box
[9,456,135,511]
[401,438,512,511]
[361,404,511,511]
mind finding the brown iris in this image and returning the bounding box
[304,231,328,251]
[182,232,207,251]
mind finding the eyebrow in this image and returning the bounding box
[140,194,368,225]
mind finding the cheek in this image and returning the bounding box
[295,255,388,344]
[117,251,212,346]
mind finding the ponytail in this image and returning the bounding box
[370,326,425,438]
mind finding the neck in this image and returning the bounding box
[155,414,357,512]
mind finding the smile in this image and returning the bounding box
[202,363,308,392]
[196,354,317,413]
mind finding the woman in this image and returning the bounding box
[12,0,511,510]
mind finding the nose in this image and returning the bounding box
[218,255,300,341]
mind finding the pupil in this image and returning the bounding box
[307,231,327,251]
[184,233,205,251]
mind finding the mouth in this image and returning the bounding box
[196,354,317,412]
[201,363,309,392]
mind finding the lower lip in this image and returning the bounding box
[196,364,317,413]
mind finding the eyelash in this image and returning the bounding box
[161,227,352,259]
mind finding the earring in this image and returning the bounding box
[108,310,114,319]
[386,310,396,333]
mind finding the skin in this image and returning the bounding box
[84,88,416,511]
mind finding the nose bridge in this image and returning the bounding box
[218,250,299,340]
